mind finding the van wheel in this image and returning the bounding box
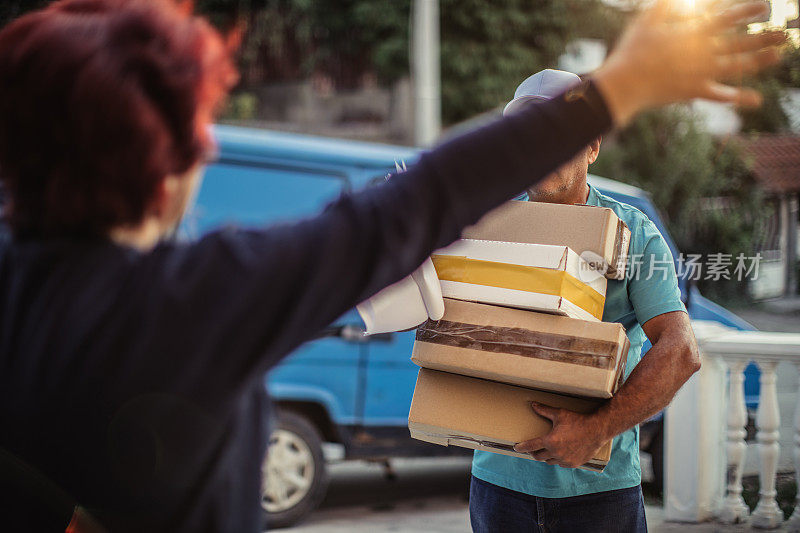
[261,411,329,529]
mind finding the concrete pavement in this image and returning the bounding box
[289,491,782,532]
[290,496,795,533]
[291,500,676,532]
[288,498,470,533]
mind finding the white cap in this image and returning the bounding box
[503,69,582,116]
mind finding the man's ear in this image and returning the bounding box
[588,136,602,165]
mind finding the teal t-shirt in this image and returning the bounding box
[471,184,687,498]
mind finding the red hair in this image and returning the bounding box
[0,0,238,237]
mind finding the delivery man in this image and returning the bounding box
[469,68,704,532]
[0,0,781,531]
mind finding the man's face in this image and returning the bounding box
[527,138,601,204]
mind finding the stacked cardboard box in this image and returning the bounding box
[462,200,631,280]
[432,240,607,321]
[409,368,614,472]
[408,200,631,472]
[412,299,630,399]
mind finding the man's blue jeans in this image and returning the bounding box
[469,475,647,533]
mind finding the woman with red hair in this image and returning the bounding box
[0,0,783,531]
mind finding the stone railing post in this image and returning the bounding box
[751,359,783,529]
[784,362,800,533]
[718,357,750,524]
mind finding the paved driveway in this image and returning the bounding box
[283,457,669,532]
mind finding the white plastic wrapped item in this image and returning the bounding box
[356,257,445,335]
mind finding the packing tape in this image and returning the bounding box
[431,255,605,320]
[416,320,619,370]
[614,335,631,392]
[608,220,630,279]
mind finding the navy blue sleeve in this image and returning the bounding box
[144,82,613,391]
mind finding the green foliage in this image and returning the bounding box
[772,43,800,88]
[266,0,410,87]
[439,0,567,123]
[211,0,410,88]
[737,42,800,134]
[194,0,248,30]
[593,108,713,228]
[223,92,258,120]
[739,75,791,134]
[438,0,623,123]
[593,107,769,301]
[200,0,620,123]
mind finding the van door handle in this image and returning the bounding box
[338,324,369,343]
[339,324,394,343]
[312,325,395,343]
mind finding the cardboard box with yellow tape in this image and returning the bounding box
[412,299,629,399]
[408,368,613,472]
[462,200,631,280]
[432,239,607,322]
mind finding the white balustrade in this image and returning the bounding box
[665,325,800,528]
[785,362,800,533]
[751,359,783,529]
[718,357,749,524]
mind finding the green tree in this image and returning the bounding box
[737,43,800,133]
[438,0,568,123]
[200,0,621,123]
[593,106,768,301]
[439,0,625,123]
[202,0,410,88]
[738,76,790,133]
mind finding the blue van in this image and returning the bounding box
[181,124,757,528]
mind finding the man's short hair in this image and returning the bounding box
[0,0,237,237]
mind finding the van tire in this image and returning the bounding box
[262,410,329,530]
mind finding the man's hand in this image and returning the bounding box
[515,311,699,471]
[514,311,701,469]
[513,402,610,469]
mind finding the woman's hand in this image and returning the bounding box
[593,0,786,126]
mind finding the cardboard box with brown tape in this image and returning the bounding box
[431,239,607,322]
[412,299,630,399]
[408,368,612,472]
[463,200,631,280]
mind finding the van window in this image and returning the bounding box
[181,161,347,239]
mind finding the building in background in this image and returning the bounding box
[740,135,800,299]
